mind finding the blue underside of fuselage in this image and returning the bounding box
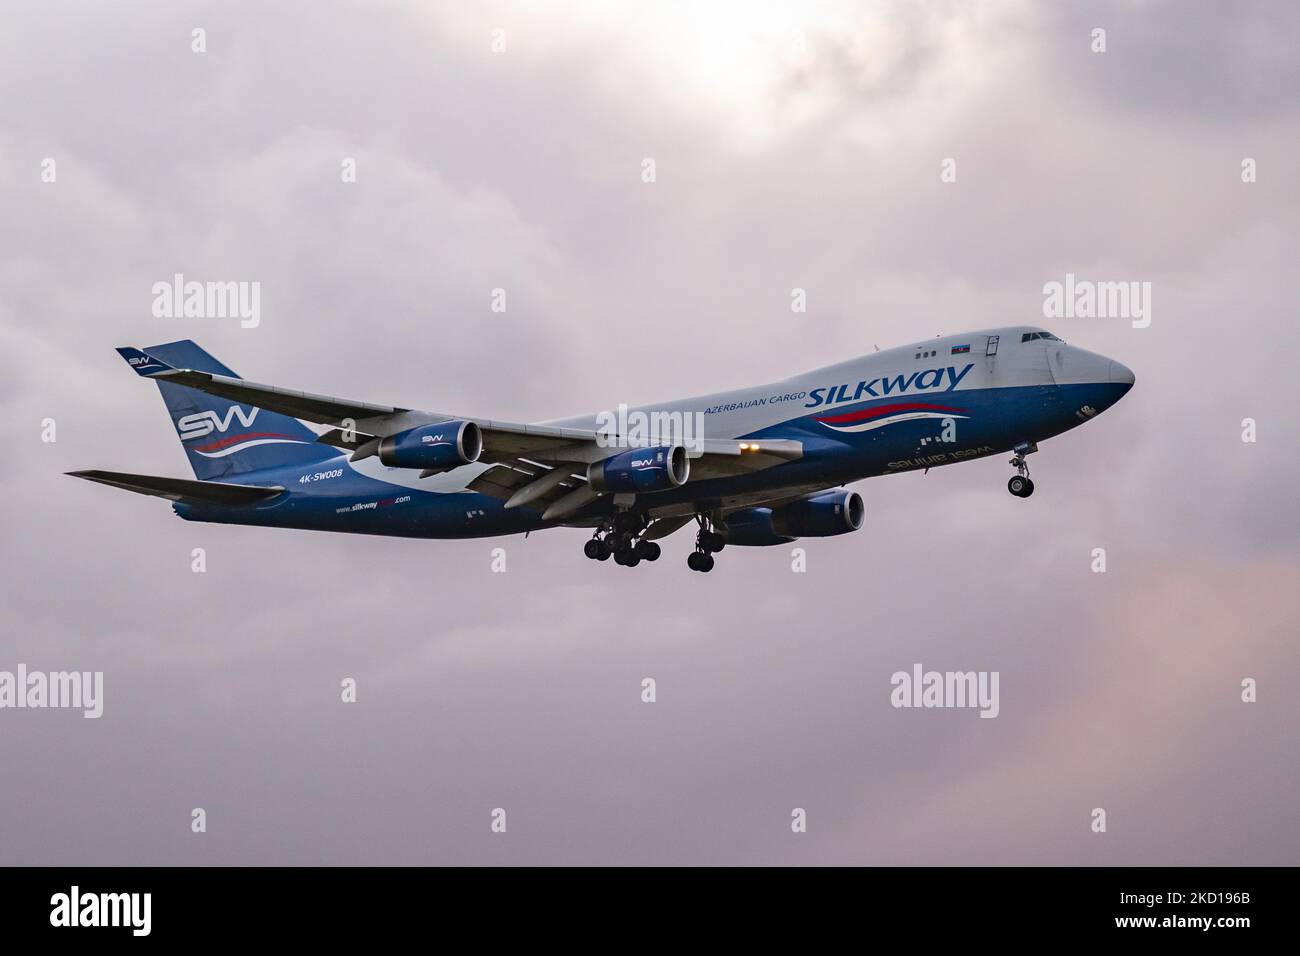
[174,382,1130,538]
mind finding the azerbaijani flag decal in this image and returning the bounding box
[951,344,971,354]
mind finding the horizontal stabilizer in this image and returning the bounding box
[66,470,284,506]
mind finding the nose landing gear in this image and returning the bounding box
[1007,441,1037,498]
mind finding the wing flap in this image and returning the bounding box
[465,460,587,507]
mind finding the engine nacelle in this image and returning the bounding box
[588,445,689,494]
[722,507,793,547]
[771,490,864,538]
[378,420,482,470]
[723,490,865,546]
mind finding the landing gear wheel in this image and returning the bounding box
[636,540,661,562]
[687,551,715,573]
[584,539,605,560]
[1008,475,1031,497]
[699,531,726,553]
[1020,478,1034,497]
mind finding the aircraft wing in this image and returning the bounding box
[117,347,430,430]
[116,346,804,516]
[118,347,614,456]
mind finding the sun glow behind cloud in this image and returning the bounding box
[419,1,1027,149]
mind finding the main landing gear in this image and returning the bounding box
[582,511,726,571]
[583,512,661,567]
[1007,441,1037,498]
[686,514,725,573]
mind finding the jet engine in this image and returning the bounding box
[724,490,865,546]
[378,420,483,470]
[772,489,864,538]
[587,445,690,494]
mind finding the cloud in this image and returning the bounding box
[0,0,1295,864]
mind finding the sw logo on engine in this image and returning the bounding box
[176,406,259,441]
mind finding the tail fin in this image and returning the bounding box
[118,340,339,481]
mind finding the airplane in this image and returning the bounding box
[69,327,1134,573]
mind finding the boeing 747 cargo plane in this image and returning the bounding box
[70,328,1134,572]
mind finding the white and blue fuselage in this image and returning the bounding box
[165,326,1133,538]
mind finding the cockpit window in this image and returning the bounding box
[1021,331,1062,343]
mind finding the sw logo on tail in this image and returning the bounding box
[176,406,259,441]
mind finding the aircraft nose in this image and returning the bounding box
[1108,360,1135,387]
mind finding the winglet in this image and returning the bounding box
[115,347,175,377]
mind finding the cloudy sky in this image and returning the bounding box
[1,0,1297,865]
